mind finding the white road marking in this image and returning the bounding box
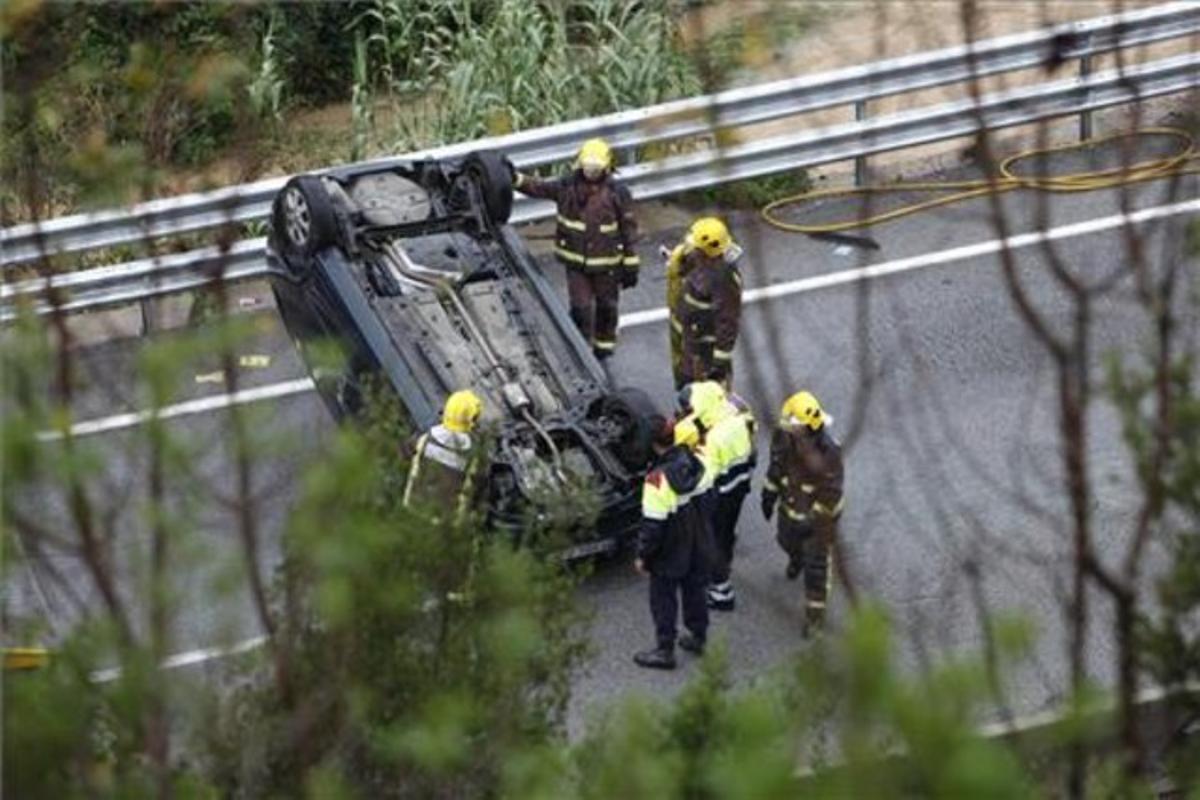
[91,635,269,683]
[619,196,1200,328]
[96,628,1198,744]
[39,378,315,441]
[54,196,1200,680]
[47,196,1200,439]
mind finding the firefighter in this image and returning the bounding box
[668,217,743,389]
[677,380,756,612]
[511,138,640,361]
[403,389,486,517]
[761,391,844,637]
[633,415,716,670]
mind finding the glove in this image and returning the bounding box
[620,269,638,289]
[502,155,517,182]
[761,490,777,521]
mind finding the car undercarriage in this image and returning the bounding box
[266,152,658,557]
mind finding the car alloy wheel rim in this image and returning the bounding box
[284,187,311,247]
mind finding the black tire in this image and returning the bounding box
[601,386,662,472]
[273,175,338,259]
[463,150,514,225]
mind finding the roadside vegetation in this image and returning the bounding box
[1,0,816,224]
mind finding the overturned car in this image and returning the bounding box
[265,152,658,557]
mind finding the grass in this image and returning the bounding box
[676,168,813,212]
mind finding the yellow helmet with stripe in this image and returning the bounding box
[780,391,825,431]
[686,217,731,258]
[443,389,484,433]
[673,414,702,449]
[575,138,614,176]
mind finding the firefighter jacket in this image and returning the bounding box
[764,427,844,526]
[671,249,743,367]
[638,445,717,579]
[515,171,640,274]
[402,424,482,516]
[703,400,757,497]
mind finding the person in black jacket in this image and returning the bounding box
[633,416,716,670]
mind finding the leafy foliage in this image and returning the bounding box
[1109,346,1200,789]
[352,0,702,151]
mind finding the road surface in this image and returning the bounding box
[7,165,1198,734]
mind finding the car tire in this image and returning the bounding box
[463,150,514,225]
[601,386,661,472]
[274,175,337,259]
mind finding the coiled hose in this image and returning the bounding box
[762,128,1200,235]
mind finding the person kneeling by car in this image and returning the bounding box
[509,138,640,361]
[633,415,716,670]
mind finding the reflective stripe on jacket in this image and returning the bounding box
[515,172,640,272]
[764,427,844,523]
[638,445,716,578]
[704,400,757,495]
[670,249,743,360]
[403,424,479,513]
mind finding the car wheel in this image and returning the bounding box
[274,175,337,259]
[463,150,514,225]
[601,386,661,472]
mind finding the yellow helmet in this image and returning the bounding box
[674,414,702,449]
[780,391,824,431]
[686,217,731,258]
[677,380,726,428]
[443,389,484,433]
[575,138,613,173]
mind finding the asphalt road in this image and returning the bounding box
[7,166,1198,735]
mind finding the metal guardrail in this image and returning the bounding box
[3,1,1197,267]
[2,3,1198,320]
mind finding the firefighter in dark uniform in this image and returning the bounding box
[668,217,743,389]
[761,391,844,637]
[512,138,640,360]
[677,380,756,612]
[633,416,716,670]
[403,389,486,518]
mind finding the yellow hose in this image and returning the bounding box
[761,128,1200,235]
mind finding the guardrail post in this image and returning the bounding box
[855,100,868,186]
[1079,37,1094,141]
[140,298,154,337]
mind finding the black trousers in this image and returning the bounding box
[649,568,709,649]
[776,517,833,610]
[710,484,749,585]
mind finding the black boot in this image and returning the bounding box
[677,632,706,655]
[785,559,801,581]
[634,646,676,670]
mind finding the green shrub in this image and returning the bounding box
[678,168,813,211]
[387,0,702,152]
[269,2,359,106]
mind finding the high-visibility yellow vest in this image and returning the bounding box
[642,452,713,521]
[706,401,755,494]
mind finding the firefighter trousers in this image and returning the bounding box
[567,268,620,357]
[670,324,684,388]
[776,516,833,614]
[710,484,749,585]
[675,335,732,389]
[649,568,709,649]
